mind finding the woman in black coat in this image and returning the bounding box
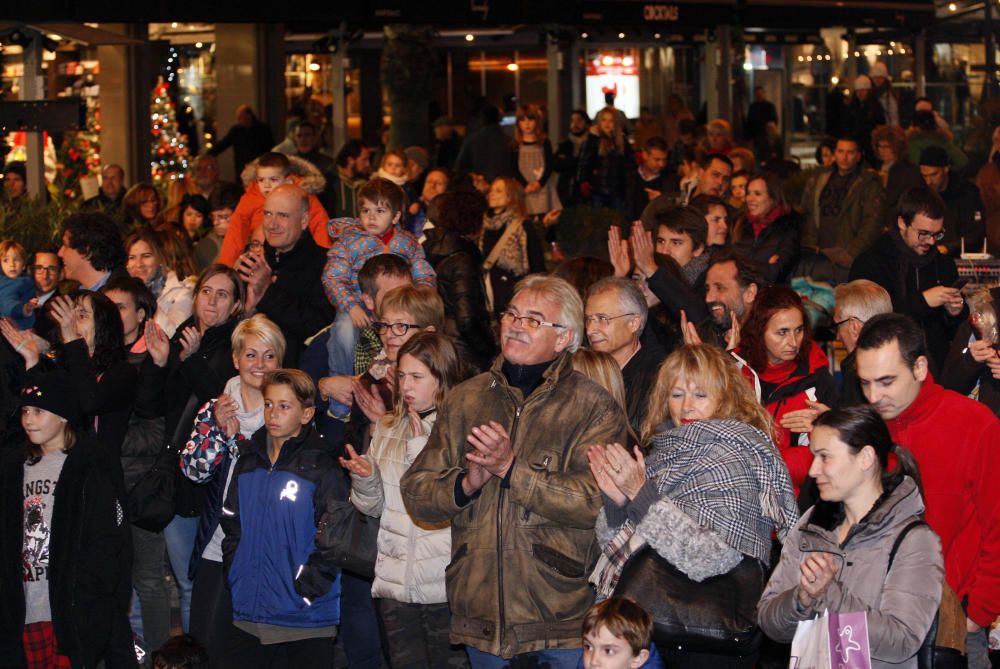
[731,172,801,284]
[143,263,245,636]
[423,190,497,373]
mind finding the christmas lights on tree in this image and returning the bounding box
[150,46,191,183]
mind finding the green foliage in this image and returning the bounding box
[0,196,66,253]
[552,205,627,260]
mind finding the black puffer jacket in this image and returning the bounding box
[732,208,802,285]
[423,228,497,373]
[120,342,166,494]
[0,436,136,669]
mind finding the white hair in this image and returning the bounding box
[513,274,585,351]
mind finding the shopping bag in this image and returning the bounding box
[790,610,872,669]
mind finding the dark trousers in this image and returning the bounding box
[189,558,235,669]
[227,624,335,669]
[375,599,468,669]
[337,571,386,668]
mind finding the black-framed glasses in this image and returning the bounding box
[585,313,637,328]
[499,311,565,330]
[913,227,945,242]
[372,321,423,336]
[833,316,862,329]
[31,265,59,274]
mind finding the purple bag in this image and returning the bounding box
[790,610,872,669]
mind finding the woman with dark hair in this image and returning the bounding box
[736,286,838,495]
[1,290,138,455]
[144,264,246,635]
[758,406,943,669]
[123,182,164,230]
[177,193,212,241]
[125,228,197,337]
[732,172,801,284]
[422,189,496,371]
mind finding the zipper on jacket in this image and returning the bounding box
[496,404,521,652]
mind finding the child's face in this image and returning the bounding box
[264,384,313,444]
[382,154,407,179]
[1,250,25,279]
[359,198,400,237]
[397,354,440,414]
[256,166,289,196]
[583,626,649,669]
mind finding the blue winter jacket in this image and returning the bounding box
[221,423,346,629]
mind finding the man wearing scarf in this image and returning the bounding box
[849,185,965,369]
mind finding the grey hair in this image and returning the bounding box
[834,280,893,323]
[587,276,649,331]
[513,274,585,351]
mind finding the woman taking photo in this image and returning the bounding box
[590,343,799,669]
[145,263,246,636]
[0,373,136,669]
[479,176,546,319]
[180,314,285,668]
[125,228,197,338]
[731,172,800,285]
[340,332,468,669]
[758,406,943,669]
[736,285,838,495]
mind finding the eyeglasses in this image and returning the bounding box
[372,321,423,336]
[31,265,59,274]
[585,313,637,328]
[499,311,566,330]
[832,316,861,330]
[912,227,945,242]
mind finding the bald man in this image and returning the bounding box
[235,184,333,364]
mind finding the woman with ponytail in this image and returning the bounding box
[757,405,943,668]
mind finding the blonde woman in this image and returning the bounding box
[479,177,546,318]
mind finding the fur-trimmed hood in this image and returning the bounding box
[239,154,326,195]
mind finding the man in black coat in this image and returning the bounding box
[919,145,986,255]
[849,186,965,369]
[454,105,513,186]
[625,135,678,222]
[236,184,334,366]
[209,104,275,178]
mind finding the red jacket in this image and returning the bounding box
[886,377,1000,627]
[739,342,837,495]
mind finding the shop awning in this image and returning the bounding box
[740,0,936,29]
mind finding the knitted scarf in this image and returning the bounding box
[481,210,529,276]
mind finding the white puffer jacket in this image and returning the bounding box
[350,411,451,604]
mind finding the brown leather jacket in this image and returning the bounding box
[401,351,629,658]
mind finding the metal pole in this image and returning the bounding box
[717,25,733,123]
[547,35,562,140]
[330,33,348,148]
[915,30,926,98]
[20,33,46,199]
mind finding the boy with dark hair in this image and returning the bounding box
[217,152,331,266]
[581,598,664,669]
[321,178,435,420]
[652,207,708,287]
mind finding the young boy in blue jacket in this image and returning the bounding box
[221,369,347,668]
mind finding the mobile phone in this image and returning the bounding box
[951,277,971,290]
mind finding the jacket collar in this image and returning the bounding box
[489,350,572,404]
[887,374,944,433]
[265,233,315,267]
[806,476,924,542]
[248,423,317,463]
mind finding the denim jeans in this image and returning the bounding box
[130,525,170,657]
[325,309,360,419]
[164,514,199,633]
[466,647,581,669]
[337,571,386,669]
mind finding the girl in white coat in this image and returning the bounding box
[340,332,468,668]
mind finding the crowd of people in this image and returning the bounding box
[0,79,999,669]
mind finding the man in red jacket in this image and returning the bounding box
[856,313,1000,668]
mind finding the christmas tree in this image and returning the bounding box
[150,78,191,184]
[55,101,101,202]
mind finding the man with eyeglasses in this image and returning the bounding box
[585,276,666,430]
[27,248,65,344]
[850,185,965,368]
[831,279,893,405]
[918,145,985,256]
[402,275,629,669]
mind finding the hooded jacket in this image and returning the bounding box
[883,378,1000,627]
[758,477,943,668]
[0,436,135,669]
[849,230,964,368]
[400,351,629,658]
[221,424,346,629]
[217,155,332,267]
[739,341,838,495]
[350,411,451,604]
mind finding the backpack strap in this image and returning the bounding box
[888,519,928,571]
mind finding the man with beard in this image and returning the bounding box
[553,109,591,206]
[849,185,964,369]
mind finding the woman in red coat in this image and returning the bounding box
[736,286,838,495]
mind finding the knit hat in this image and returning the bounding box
[2,161,27,181]
[404,146,429,171]
[918,146,949,167]
[870,62,890,80]
[853,75,873,91]
[20,372,79,424]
